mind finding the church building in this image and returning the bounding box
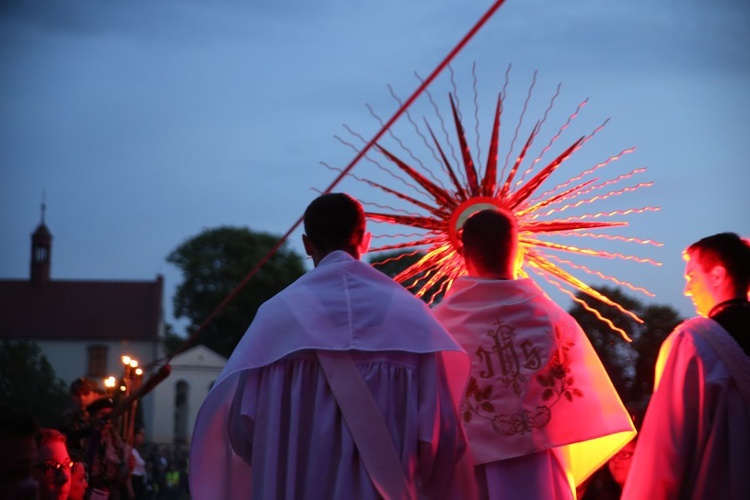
[0,206,164,434]
[0,205,227,444]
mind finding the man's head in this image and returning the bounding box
[69,378,99,413]
[683,232,750,316]
[0,405,38,500]
[302,193,371,266]
[86,397,115,435]
[461,208,519,279]
[135,425,146,446]
[33,429,71,500]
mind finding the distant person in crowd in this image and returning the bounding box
[175,450,189,500]
[70,378,101,415]
[0,405,39,500]
[432,208,635,499]
[58,377,101,454]
[579,404,645,500]
[33,428,72,500]
[607,439,636,489]
[189,193,474,499]
[623,232,750,499]
[85,397,129,500]
[577,440,636,500]
[165,465,179,500]
[130,426,148,500]
[151,446,169,500]
[67,450,89,500]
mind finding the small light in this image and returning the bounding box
[122,356,131,365]
[129,360,138,368]
[120,385,127,391]
[135,368,143,376]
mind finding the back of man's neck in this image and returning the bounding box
[473,272,513,280]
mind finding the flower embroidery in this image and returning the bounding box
[461,324,583,435]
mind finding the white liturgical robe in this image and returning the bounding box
[433,277,636,499]
[189,251,472,500]
[622,317,750,500]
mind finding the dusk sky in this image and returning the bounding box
[2,0,748,337]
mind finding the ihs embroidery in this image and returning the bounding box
[462,322,583,435]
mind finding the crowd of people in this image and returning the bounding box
[190,193,749,499]
[2,192,748,499]
[1,379,191,500]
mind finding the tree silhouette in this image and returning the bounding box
[568,287,683,407]
[632,304,682,400]
[163,323,185,358]
[0,341,70,426]
[369,250,450,304]
[167,226,306,358]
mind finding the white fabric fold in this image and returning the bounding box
[433,277,636,488]
[189,251,473,499]
[623,317,750,500]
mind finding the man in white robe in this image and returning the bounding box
[189,193,474,499]
[623,232,750,499]
[432,208,636,500]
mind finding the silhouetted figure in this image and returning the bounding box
[433,208,636,500]
[189,193,474,499]
[624,232,750,499]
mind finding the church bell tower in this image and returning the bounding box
[30,200,52,286]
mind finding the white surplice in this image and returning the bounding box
[189,251,473,500]
[433,277,636,499]
[622,317,750,500]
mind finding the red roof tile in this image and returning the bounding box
[0,276,163,341]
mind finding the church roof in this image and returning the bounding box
[32,223,52,239]
[0,277,163,341]
[169,344,227,368]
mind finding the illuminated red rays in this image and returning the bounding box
[350,74,660,340]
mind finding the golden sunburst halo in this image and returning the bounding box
[325,68,662,341]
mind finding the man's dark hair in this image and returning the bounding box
[36,428,66,447]
[461,208,518,276]
[0,405,38,439]
[69,377,98,395]
[687,232,750,296]
[303,193,365,256]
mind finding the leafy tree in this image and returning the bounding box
[632,304,683,400]
[568,286,683,408]
[369,250,423,279]
[163,322,185,358]
[0,341,70,426]
[167,226,306,358]
[369,250,449,304]
[568,287,643,402]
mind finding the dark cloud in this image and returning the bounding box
[0,0,298,46]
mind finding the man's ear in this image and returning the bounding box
[710,264,727,287]
[359,231,372,255]
[302,234,314,257]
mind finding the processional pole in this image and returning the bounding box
[162,0,510,364]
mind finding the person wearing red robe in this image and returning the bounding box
[623,232,750,499]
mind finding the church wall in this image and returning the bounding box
[149,346,226,445]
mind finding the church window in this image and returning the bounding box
[88,345,109,378]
